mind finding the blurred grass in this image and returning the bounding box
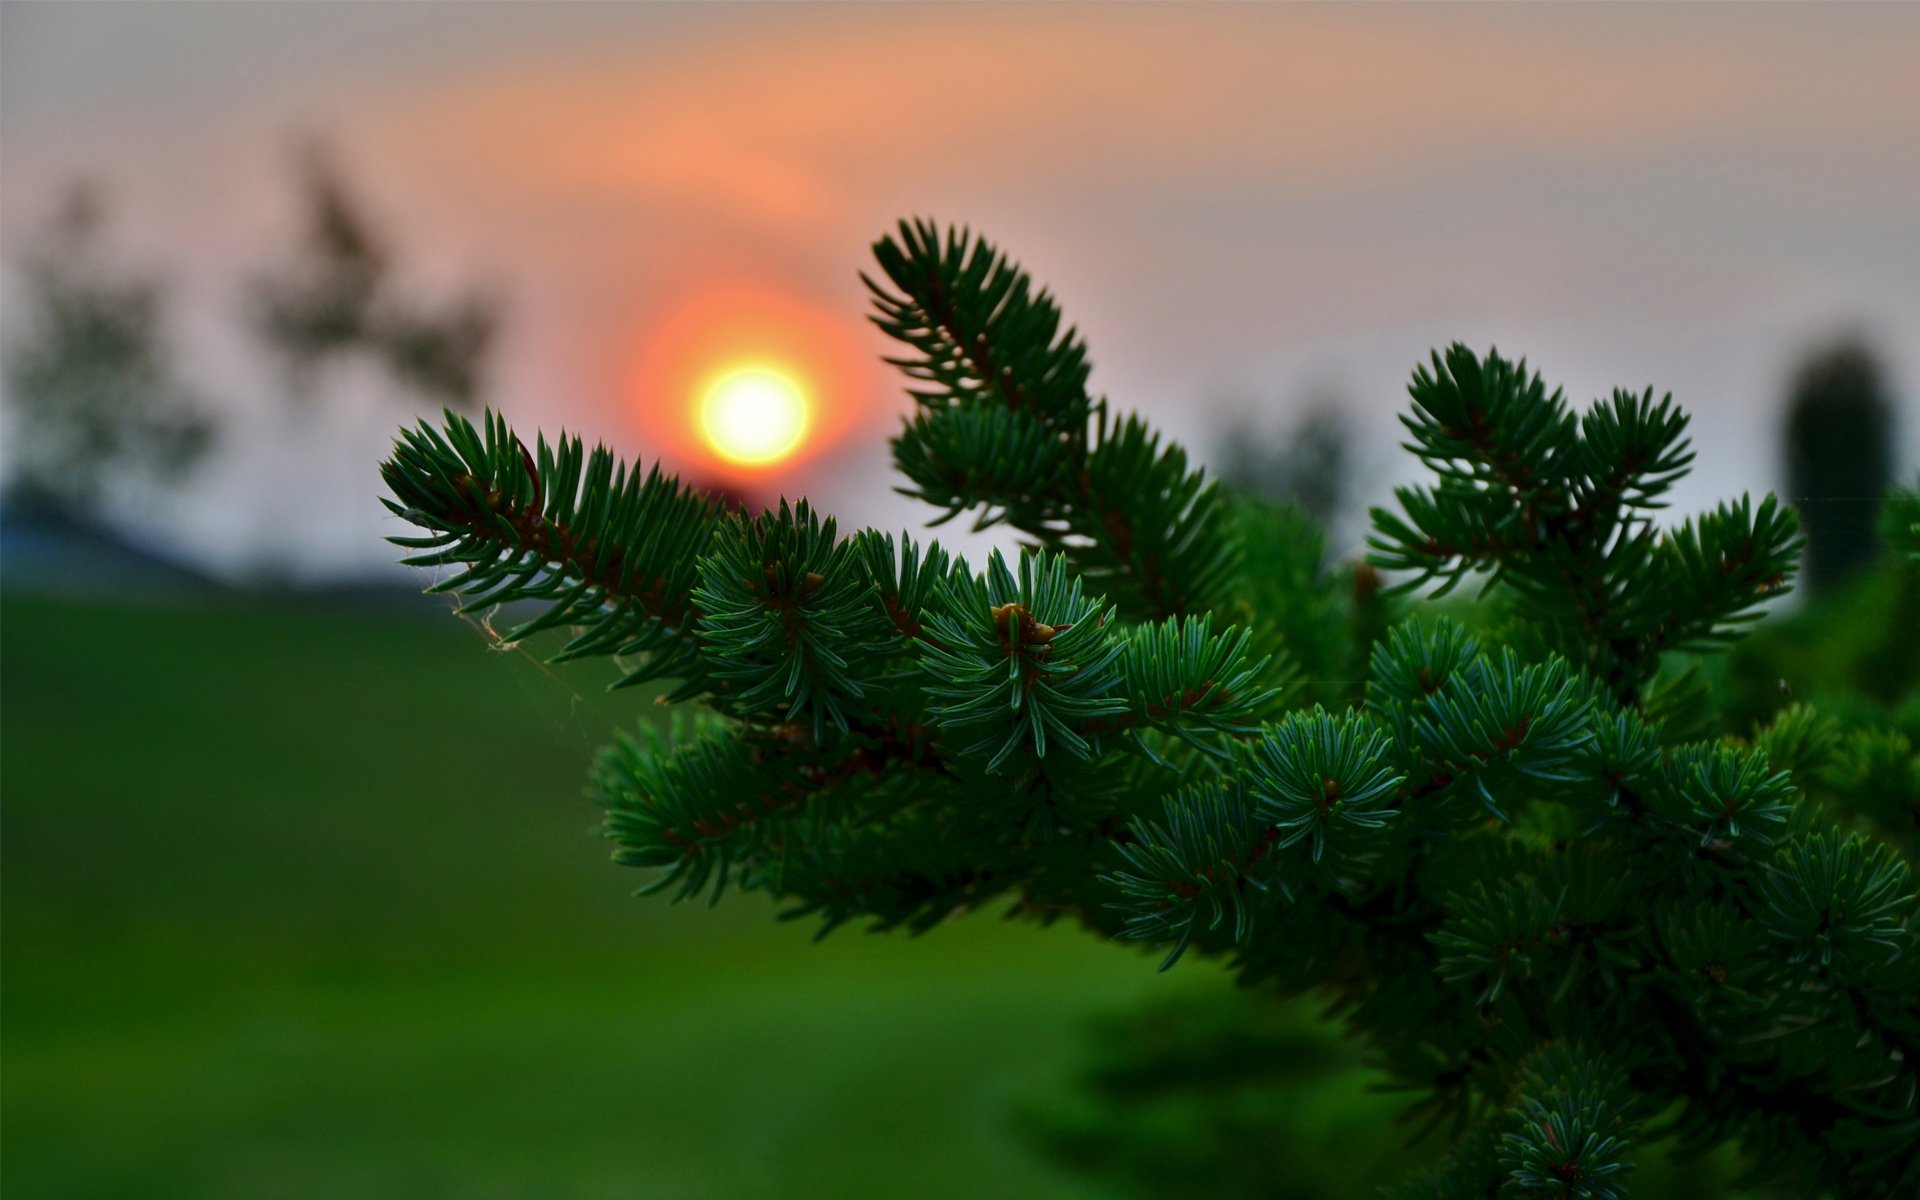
[2,590,1229,1200]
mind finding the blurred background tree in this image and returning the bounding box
[1216,400,1352,534]
[250,141,498,414]
[1022,987,1416,1200]
[2,183,216,520]
[1783,336,1897,593]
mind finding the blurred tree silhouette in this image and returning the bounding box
[1217,402,1351,532]
[1023,987,1411,1200]
[1723,485,1920,736]
[251,142,498,413]
[1783,337,1897,593]
[2,183,215,518]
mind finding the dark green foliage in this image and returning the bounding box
[1370,345,1802,702]
[1020,987,1420,1200]
[869,220,1236,621]
[381,409,724,685]
[594,717,773,902]
[1115,614,1281,748]
[1660,743,1795,851]
[695,501,892,737]
[1248,708,1400,864]
[1782,338,1896,593]
[1760,833,1911,974]
[1105,781,1274,964]
[1495,1046,1640,1200]
[383,222,1919,1197]
[1721,488,1920,742]
[1225,494,1379,709]
[921,550,1128,769]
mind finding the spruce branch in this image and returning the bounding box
[1761,833,1912,977]
[382,238,1920,1197]
[1246,707,1401,867]
[1398,343,1576,500]
[1628,493,1801,653]
[920,550,1129,771]
[1577,387,1694,515]
[891,403,1069,528]
[868,220,1237,620]
[866,218,1095,424]
[1106,615,1283,750]
[1495,1044,1641,1200]
[856,529,962,649]
[693,500,893,737]
[1107,708,1400,969]
[1652,743,1795,854]
[1431,876,1570,1005]
[1370,344,1804,702]
[1104,781,1278,969]
[381,409,724,682]
[1076,410,1239,620]
[1405,649,1592,820]
[594,719,794,904]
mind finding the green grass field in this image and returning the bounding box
[3,591,1262,1199]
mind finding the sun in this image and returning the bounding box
[698,365,812,466]
[634,287,871,474]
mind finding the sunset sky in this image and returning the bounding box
[4,2,1917,578]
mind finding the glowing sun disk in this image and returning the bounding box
[699,366,811,466]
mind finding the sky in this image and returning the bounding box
[3,1,1918,580]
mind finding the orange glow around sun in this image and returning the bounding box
[630,286,870,480]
